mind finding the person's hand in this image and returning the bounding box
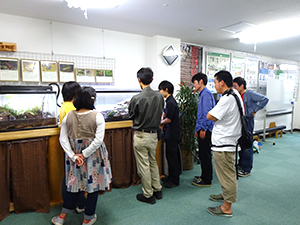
[74,154,85,166]
[75,157,84,166]
[195,131,198,138]
[251,112,256,116]
[200,130,206,139]
[78,153,85,161]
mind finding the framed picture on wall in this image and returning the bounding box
[58,61,75,82]
[95,69,114,83]
[0,57,19,81]
[40,60,58,82]
[21,59,40,82]
[75,68,96,83]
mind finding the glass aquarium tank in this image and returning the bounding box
[95,91,140,122]
[0,85,58,132]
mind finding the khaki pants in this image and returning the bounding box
[133,131,162,198]
[213,151,237,203]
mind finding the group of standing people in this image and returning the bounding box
[51,67,268,224]
[192,71,268,217]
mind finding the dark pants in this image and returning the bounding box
[239,116,254,173]
[165,138,181,185]
[62,176,86,209]
[62,189,98,217]
[197,130,212,184]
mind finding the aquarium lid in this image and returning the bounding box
[0,85,53,93]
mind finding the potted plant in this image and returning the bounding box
[175,82,198,170]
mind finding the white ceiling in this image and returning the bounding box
[1,0,300,62]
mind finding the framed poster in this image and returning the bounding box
[245,57,259,90]
[206,52,230,91]
[58,62,75,82]
[40,60,58,82]
[21,59,40,82]
[0,57,19,81]
[231,56,245,78]
[95,69,114,83]
[75,68,96,83]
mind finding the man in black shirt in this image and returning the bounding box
[159,80,181,188]
[129,67,164,204]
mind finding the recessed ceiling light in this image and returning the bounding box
[236,17,300,43]
[220,22,255,34]
[65,0,127,19]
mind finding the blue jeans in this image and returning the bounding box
[61,190,98,220]
[238,116,254,173]
[62,176,86,209]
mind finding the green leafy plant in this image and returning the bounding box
[0,104,18,117]
[175,82,198,154]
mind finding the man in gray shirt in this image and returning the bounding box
[129,67,164,204]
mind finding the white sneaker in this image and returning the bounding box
[51,215,65,225]
[82,214,97,225]
[76,206,85,214]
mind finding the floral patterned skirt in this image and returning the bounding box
[65,139,112,193]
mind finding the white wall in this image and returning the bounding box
[0,13,179,93]
[149,35,181,94]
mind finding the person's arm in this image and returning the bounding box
[81,113,105,158]
[128,98,136,120]
[161,117,171,125]
[206,95,229,122]
[161,101,172,125]
[196,91,215,138]
[250,91,269,115]
[201,92,215,129]
[207,112,218,122]
[59,114,77,162]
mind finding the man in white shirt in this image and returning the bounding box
[206,70,243,217]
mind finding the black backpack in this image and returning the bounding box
[222,89,253,179]
[225,89,252,150]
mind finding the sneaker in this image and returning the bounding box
[192,176,202,183]
[153,190,162,200]
[209,194,224,202]
[82,214,97,225]
[136,194,156,204]
[207,206,233,217]
[75,206,85,214]
[238,170,251,177]
[51,215,65,225]
[192,179,211,187]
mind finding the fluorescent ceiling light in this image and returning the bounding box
[236,17,300,44]
[65,0,127,19]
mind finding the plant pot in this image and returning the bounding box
[180,149,194,170]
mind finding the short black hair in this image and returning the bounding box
[233,77,247,89]
[137,67,153,85]
[214,70,233,88]
[158,80,174,94]
[62,81,81,101]
[191,72,208,85]
[73,86,96,110]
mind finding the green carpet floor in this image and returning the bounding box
[2,132,300,225]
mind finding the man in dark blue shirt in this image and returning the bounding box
[192,73,215,187]
[159,80,181,188]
